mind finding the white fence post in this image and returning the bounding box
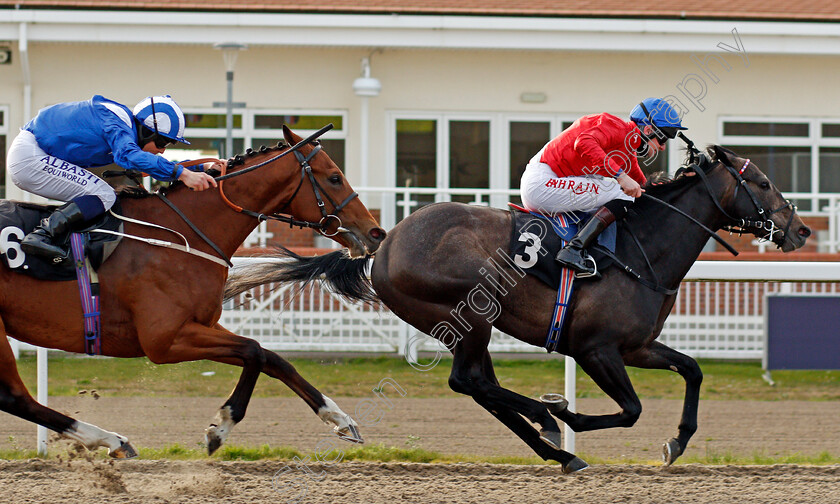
[36,347,47,456]
[563,355,576,453]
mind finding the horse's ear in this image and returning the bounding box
[282,124,302,145]
[712,145,736,168]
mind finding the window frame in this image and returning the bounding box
[181,107,348,155]
[719,116,840,216]
[385,111,675,227]
[0,105,9,199]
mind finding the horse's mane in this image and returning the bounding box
[115,141,290,200]
[225,141,289,170]
[640,145,727,199]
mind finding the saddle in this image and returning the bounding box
[0,200,123,281]
[507,203,617,290]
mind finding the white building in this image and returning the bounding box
[1,1,838,249]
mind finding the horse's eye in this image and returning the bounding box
[760,181,770,190]
[328,174,342,185]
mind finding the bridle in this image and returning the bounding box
[599,135,799,295]
[215,123,359,237]
[720,159,796,244]
[677,133,797,247]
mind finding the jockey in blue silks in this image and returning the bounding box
[6,95,222,262]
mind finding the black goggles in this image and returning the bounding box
[154,135,177,149]
[653,126,679,141]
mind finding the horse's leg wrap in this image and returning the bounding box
[65,420,138,458]
[318,396,363,443]
[205,405,236,455]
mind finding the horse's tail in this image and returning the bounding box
[224,247,379,304]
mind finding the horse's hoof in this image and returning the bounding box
[205,425,225,455]
[562,456,589,474]
[336,424,364,444]
[539,429,563,450]
[109,440,138,459]
[540,394,569,417]
[662,438,682,465]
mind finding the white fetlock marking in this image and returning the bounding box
[207,405,235,443]
[65,421,127,453]
[317,396,357,433]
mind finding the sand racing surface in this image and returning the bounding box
[1,396,839,503]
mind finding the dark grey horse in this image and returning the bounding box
[225,145,811,472]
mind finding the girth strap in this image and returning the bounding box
[70,233,102,355]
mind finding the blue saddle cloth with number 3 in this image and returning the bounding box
[507,203,617,289]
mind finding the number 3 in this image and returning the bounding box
[0,226,26,269]
[514,231,542,269]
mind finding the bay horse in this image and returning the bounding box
[224,145,810,472]
[0,125,385,457]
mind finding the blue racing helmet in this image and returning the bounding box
[133,95,190,145]
[629,98,687,139]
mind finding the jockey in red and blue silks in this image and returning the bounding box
[520,97,687,277]
[6,94,221,263]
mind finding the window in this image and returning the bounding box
[255,114,343,131]
[449,120,490,204]
[726,146,811,193]
[164,109,347,173]
[395,119,436,221]
[509,121,551,205]
[387,113,581,227]
[719,118,840,214]
[723,121,809,137]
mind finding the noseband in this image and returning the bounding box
[215,124,359,237]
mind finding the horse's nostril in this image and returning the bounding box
[799,226,812,238]
[369,227,387,241]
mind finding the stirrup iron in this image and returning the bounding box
[573,254,598,279]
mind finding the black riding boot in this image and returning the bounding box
[555,207,616,277]
[21,202,88,263]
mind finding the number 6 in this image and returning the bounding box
[0,226,26,269]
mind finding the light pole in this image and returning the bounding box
[352,56,381,191]
[214,42,247,158]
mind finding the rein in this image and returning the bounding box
[155,192,232,266]
[640,192,739,255]
[216,124,359,237]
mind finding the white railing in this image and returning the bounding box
[219,260,840,360]
[354,186,840,251]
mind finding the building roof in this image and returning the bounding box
[1,0,840,22]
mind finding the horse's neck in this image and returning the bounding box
[628,178,732,288]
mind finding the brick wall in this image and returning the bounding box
[237,209,382,254]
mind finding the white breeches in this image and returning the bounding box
[520,157,633,215]
[7,130,117,209]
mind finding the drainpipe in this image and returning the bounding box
[19,22,31,139]
[18,22,31,206]
[19,22,46,457]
